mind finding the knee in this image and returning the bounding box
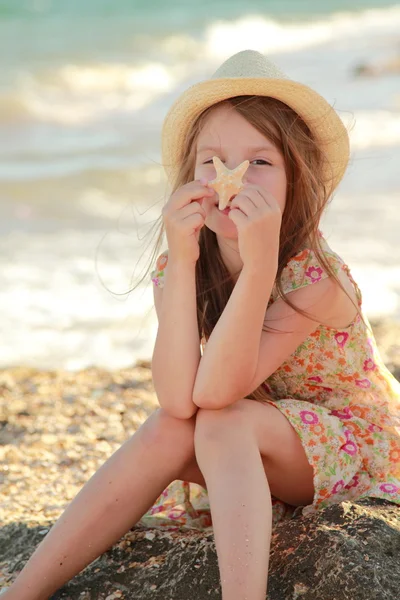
[194,400,250,450]
[139,407,196,453]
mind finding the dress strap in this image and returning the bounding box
[340,263,362,307]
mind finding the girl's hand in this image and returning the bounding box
[228,183,282,269]
[162,179,214,264]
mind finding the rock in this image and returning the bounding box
[0,498,398,599]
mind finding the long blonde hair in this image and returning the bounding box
[143,95,364,399]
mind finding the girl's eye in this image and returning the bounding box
[251,159,272,166]
[203,159,272,166]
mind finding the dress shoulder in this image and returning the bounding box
[150,249,169,288]
[274,234,344,300]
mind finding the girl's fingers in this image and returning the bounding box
[228,207,246,226]
[168,181,214,211]
[239,184,271,208]
[233,185,281,215]
[182,212,205,229]
[182,212,206,240]
[178,200,206,220]
[230,194,258,216]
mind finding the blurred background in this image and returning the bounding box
[0,0,399,370]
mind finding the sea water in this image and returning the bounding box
[0,0,399,369]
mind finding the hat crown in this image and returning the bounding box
[162,49,349,194]
[212,49,289,81]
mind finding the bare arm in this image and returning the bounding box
[193,266,342,410]
[151,258,200,419]
[192,262,275,408]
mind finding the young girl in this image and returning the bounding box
[3,49,399,600]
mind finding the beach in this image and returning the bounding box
[0,316,399,591]
[1,1,400,595]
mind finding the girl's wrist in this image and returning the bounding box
[241,256,278,287]
[167,254,197,274]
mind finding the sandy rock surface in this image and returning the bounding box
[0,318,399,598]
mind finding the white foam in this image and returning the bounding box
[203,6,400,58]
[343,110,400,150]
[0,229,158,370]
[2,5,400,130]
[10,61,181,126]
[1,214,399,371]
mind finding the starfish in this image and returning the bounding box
[208,156,250,211]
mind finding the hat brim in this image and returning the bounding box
[161,77,350,193]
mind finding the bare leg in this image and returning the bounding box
[3,409,197,600]
[195,426,272,600]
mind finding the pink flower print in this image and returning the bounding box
[363,358,376,372]
[331,406,352,420]
[355,378,371,389]
[334,332,349,348]
[344,474,360,490]
[169,510,186,520]
[343,429,353,440]
[305,265,323,283]
[151,276,161,287]
[308,376,323,383]
[332,480,345,495]
[300,410,319,425]
[368,423,383,433]
[149,505,164,515]
[342,440,358,456]
[379,483,399,494]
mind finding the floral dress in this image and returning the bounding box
[139,234,400,530]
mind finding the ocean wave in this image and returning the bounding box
[1,218,399,370]
[197,5,400,62]
[202,5,400,58]
[0,62,181,126]
[0,5,399,127]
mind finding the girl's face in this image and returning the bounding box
[194,104,287,240]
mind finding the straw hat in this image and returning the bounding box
[161,49,350,194]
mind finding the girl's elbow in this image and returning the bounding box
[193,379,250,410]
[159,401,199,420]
[192,381,215,409]
[193,394,214,410]
[193,389,233,410]
[155,386,199,419]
